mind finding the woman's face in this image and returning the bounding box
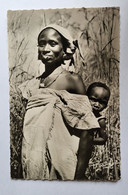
[38,28,64,66]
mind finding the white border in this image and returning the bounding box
[0,0,128,195]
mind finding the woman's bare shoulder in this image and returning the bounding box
[62,70,80,80]
[63,71,86,94]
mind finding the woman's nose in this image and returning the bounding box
[38,44,50,53]
[43,44,50,52]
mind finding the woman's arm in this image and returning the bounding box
[68,73,94,180]
[74,130,94,180]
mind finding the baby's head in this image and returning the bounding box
[86,82,110,114]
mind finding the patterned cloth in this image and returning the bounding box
[19,78,100,180]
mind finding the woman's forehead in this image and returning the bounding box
[39,28,62,40]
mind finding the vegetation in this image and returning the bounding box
[8,7,120,180]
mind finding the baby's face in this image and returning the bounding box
[88,86,109,113]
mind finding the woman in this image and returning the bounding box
[19,24,100,180]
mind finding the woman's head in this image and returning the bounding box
[38,28,64,66]
[37,24,76,67]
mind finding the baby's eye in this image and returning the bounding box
[99,100,107,105]
[89,97,97,102]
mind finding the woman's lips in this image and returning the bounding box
[41,54,53,60]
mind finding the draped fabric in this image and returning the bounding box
[20,80,100,180]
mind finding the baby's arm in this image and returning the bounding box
[93,118,108,145]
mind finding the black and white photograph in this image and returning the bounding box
[8,7,120,181]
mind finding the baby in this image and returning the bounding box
[66,81,110,180]
[86,82,110,145]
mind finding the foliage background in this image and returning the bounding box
[8,7,120,181]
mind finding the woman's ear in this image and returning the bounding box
[63,52,67,60]
[63,52,74,61]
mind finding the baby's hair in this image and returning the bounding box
[86,82,110,100]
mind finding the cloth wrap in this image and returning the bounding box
[19,79,100,180]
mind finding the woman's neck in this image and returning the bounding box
[42,63,62,78]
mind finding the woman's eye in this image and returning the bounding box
[50,41,57,47]
[38,41,45,47]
